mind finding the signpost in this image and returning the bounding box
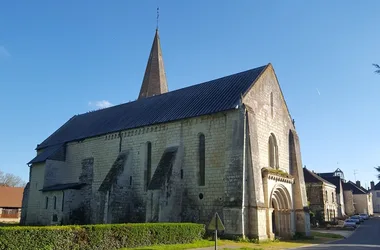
[207,212,225,250]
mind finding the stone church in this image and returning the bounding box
[21,28,310,239]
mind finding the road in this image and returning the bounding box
[292,217,380,249]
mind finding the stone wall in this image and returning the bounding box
[305,183,324,213]
[242,64,310,238]
[20,182,30,225]
[371,190,380,213]
[343,190,355,216]
[25,162,46,225]
[353,193,373,215]
[25,111,235,228]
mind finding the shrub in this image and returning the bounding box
[0,223,205,250]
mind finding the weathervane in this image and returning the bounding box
[156,7,160,30]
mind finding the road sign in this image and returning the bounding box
[207,212,225,231]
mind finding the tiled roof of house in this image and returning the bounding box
[319,176,343,194]
[29,65,268,164]
[343,181,368,194]
[303,167,334,186]
[0,186,24,208]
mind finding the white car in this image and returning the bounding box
[343,219,357,228]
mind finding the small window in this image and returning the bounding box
[325,191,328,202]
[130,176,133,186]
[331,193,334,203]
[45,197,49,209]
[270,92,274,117]
[377,192,380,198]
[53,196,57,210]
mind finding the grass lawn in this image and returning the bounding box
[123,231,344,250]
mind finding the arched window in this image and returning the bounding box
[268,134,278,169]
[45,197,49,209]
[199,133,205,186]
[53,196,57,210]
[146,142,152,190]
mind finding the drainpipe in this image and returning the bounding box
[241,104,247,238]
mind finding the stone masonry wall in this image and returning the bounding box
[343,190,355,216]
[242,64,310,237]
[26,111,237,228]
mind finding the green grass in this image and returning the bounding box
[120,239,214,250]
[311,231,344,239]
[222,248,263,250]
[123,235,338,250]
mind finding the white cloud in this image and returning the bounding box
[88,100,113,109]
[0,46,10,57]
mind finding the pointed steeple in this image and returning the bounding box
[138,29,168,99]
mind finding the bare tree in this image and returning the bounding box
[0,170,26,187]
[374,64,380,74]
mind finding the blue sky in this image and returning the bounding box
[0,1,379,188]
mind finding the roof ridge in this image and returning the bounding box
[73,65,267,118]
[34,65,267,151]
[304,167,335,186]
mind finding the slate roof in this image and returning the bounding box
[303,167,334,186]
[35,65,267,152]
[0,186,24,208]
[40,183,85,192]
[343,181,368,195]
[28,144,63,165]
[321,176,343,193]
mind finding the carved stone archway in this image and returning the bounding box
[269,184,292,239]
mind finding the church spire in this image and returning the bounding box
[138,27,168,99]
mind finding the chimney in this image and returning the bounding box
[356,180,361,187]
[371,181,375,190]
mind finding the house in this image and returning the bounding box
[316,176,345,217]
[343,181,373,215]
[0,186,24,222]
[22,28,311,239]
[303,167,338,221]
[369,181,380,213]
[317,168,353,217]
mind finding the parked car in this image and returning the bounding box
[349,217,361,224]
[350,215,364,223]
[359,213,369,220]
[343,219,357,228]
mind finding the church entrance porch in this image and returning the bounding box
[262,169,295,239]
[269,185,292,239]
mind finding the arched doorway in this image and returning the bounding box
[270,185,292,238]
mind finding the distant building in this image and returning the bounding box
[303,167,338,222]
[317,169,346,218]
[0,186,24,222]
[343,181,373,215]
[369,181,380,213]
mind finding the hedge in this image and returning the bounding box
[0,223,205,250]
